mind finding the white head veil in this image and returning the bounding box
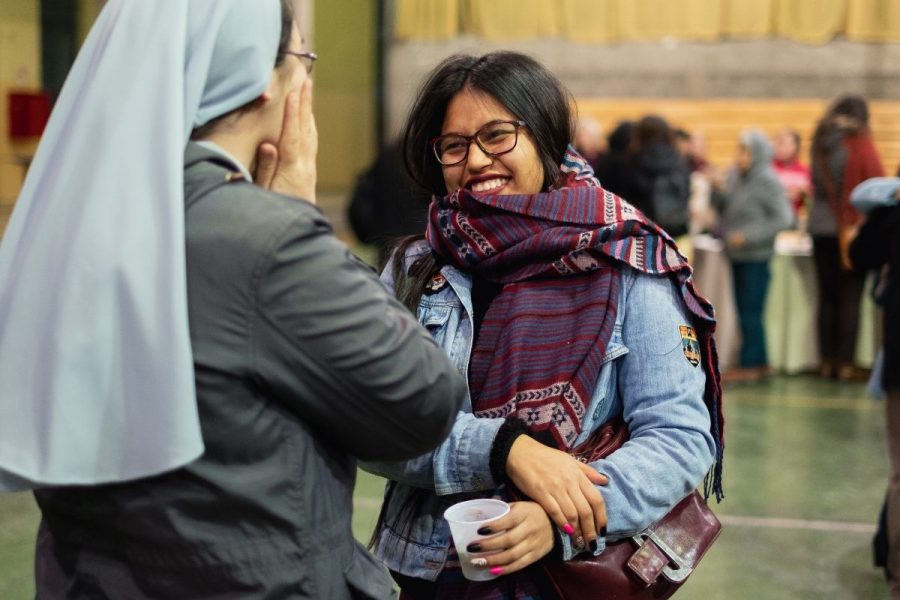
[0,0,282,490]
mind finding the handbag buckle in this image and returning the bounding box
[631,530,693,583]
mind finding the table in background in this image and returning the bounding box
[689,232,875,374]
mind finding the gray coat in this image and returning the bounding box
[32,143,466,599]
[717,130,794,262]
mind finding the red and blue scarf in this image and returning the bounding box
[425,147,724,500]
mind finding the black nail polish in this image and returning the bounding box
[467,543,482,553]
[599,527,607,537]
[589,540,598,553]
[477,527,493,535]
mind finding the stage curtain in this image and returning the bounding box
[721,0,776,38]
[558,0,619,44]
[775,0,847,44]
[463,0,558,40]
[846,0,900,41]
[395,0,896,44]
[394,0,460,41]
[615,0,722,42]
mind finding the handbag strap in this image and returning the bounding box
[569,417,629,463]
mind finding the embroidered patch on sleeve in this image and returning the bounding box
[679,325,700,367]
[424,272,448,294]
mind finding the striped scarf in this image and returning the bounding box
[425,147,724,500]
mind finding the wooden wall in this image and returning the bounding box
[577,98,900,174]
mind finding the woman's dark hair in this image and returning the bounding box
[275,0,295,68]
[811,94,871,161]
[402,51,574,197]
[629,114,674,155]
[389,52,575,313]
[828,94,870,127]
[607,120,634,154]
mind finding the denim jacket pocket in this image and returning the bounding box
[601,323,629,365]
[419,304,453,346]
[581,324,630,436]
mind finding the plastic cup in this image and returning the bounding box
[443,498,510,581]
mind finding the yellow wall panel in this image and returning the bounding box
[776,0,847,44]
[846,0,900,41]
[559,0,618,43]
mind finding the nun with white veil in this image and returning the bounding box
[0,1,465,597]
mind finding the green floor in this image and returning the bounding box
[0,375,891,599]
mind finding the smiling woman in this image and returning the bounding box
[361,51,725,599]
[439,92,543,195]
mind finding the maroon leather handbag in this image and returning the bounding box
[540,418,722,599]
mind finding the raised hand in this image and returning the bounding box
[255,78,317,203]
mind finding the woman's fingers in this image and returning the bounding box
[266,79,317,202]
[577,462,609,485]
[295,78,317,202]
[277,91,300,163]
[297,78,317,159]
[471,544,536,574]
[466,502,554,576]
[569,488,597,545]
[254,143,278,189]
[578,474,607,540]
[537,495,568,534]
[505,435,608,541]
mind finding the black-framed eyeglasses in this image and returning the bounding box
[431,120,527,166]
[281,50,317,74]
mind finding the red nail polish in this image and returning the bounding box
[490,567,504,576]
[562,523,575,535]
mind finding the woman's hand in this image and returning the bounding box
[255,78,318,203]
[727,231,746,249]
[505,435,608,546]
[838,224,858,271]
[466,501,554,576]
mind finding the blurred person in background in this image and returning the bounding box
[572,115,606,173]
[715,130,793,382]
[623,115,692,238]
[772,127,811,223]
[348,140,431,268]
[809,95,885,381]
[0,1,465,597]
[675,128,717,236]
[593,119,633,197]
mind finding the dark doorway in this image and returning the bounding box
[40,0,77,101]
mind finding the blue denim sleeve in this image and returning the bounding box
[585,270,715,553]
[361,410,505,493]
[360,253,505,493]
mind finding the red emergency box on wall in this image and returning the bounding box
[9,91,51,139]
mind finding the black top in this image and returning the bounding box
[850,204,900,389]
[471,273,503,348]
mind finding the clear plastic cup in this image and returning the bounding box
[443,498,510,581]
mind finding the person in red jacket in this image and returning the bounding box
[808,95,885,381]
[772,127,811,220]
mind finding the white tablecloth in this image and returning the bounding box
[688,232,875,373]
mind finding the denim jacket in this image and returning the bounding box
[363,243,715,581]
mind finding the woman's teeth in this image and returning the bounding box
[471,178,507,193]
